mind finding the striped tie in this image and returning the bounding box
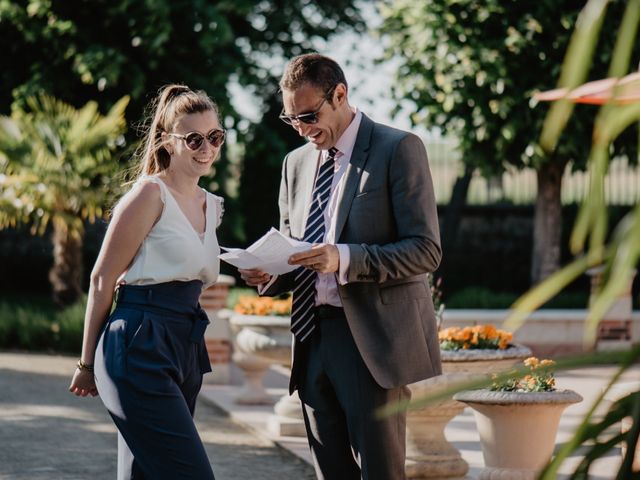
[290,147,338,342]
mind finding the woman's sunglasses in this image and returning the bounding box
[169,128,226,150]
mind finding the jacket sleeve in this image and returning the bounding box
[346,133,442,283]
[260,154,296,296]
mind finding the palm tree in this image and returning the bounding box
[0,94,129,306]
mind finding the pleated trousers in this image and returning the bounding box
[94,280,214,480]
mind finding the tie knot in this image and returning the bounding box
[328,147,338,159]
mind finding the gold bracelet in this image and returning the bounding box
[77,359,94,373]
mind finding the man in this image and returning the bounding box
[240,53,442,480]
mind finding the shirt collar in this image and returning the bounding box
[329,107,362,161]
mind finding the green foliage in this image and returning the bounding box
[378,0,638,175]
[0,0,367,246]
[0,94,129,234]
[504,0,640,343]
[0,93,129,304]
[0,0,363,117]
[490,357,557,392]
[379,0,639,284]
[445,287,520,309]
[55,300,88,352]
[538,347,640,480]
[495,0,640,478]
[444,287,588,309]
[227,287,257,309]
[0,296,86,353]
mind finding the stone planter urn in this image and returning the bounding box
[229,313,291,404]
[229,313,306,436]
[453,389,583,480]
[405,345,532,479]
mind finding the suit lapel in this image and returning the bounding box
[335,115,373,240]
[294,147,321,239]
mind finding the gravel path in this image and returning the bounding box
[0,352,315,480]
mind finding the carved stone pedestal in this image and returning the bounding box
[406,375,470,479]
[231,349,273,405]
[267,390,306,437]
[229,314,304,428]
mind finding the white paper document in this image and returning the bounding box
[218,228,312,275]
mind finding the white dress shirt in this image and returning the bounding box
[315,108,362,306]
[260,108,363,307]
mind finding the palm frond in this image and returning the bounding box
[0,93,129,231]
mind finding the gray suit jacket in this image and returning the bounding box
[267,114,442,393]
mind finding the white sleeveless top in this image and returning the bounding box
[120,175,223,288]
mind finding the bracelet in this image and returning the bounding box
[77,359,94,373]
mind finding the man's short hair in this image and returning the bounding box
[279,53,348,98]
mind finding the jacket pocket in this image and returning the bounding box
[379,281,429,305]
[354,186,383,200]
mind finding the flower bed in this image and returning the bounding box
[439,324,513,351]
[233,295,291,316]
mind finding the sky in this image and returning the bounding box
[229,3,432,140]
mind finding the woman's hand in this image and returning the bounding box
[69,368,99,397]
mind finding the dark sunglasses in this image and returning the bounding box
[169,128,226,150]
[279,98,328,126]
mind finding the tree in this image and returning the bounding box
[0,95,129,306]
[504,1,640,476]
[0,0,366,248]
[379,0,638,284]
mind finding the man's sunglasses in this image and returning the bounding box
[279,98,328,126]
[169,128,226,150]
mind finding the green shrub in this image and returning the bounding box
[55,300,86,353]
[542,291,588,309]
[445,287,589,309]
[14,306,53,350]
[446,288,519,309]
[0,295,85,353]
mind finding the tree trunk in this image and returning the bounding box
[441,165,473,251]
[49,220,83,307]
[531,161,565,285]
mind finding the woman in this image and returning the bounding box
[69,84,224,479]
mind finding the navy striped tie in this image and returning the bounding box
[290,147,338,342]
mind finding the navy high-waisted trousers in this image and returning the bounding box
[94,280,214,480]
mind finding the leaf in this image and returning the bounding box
[540,0,611,152]
[607,0,640,77]
[502,254,597,333]
[540,346,640,479]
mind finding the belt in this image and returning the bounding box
[314,305,346,320]
[114,282,209,343]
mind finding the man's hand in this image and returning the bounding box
[289,244,339,274]
[239,268,272,287]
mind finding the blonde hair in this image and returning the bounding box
[134,84,220,178]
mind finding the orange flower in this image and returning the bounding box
[540,359,555,368]
[439,324,514,350]
[234,295,292,316]
[491,357,557,392]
